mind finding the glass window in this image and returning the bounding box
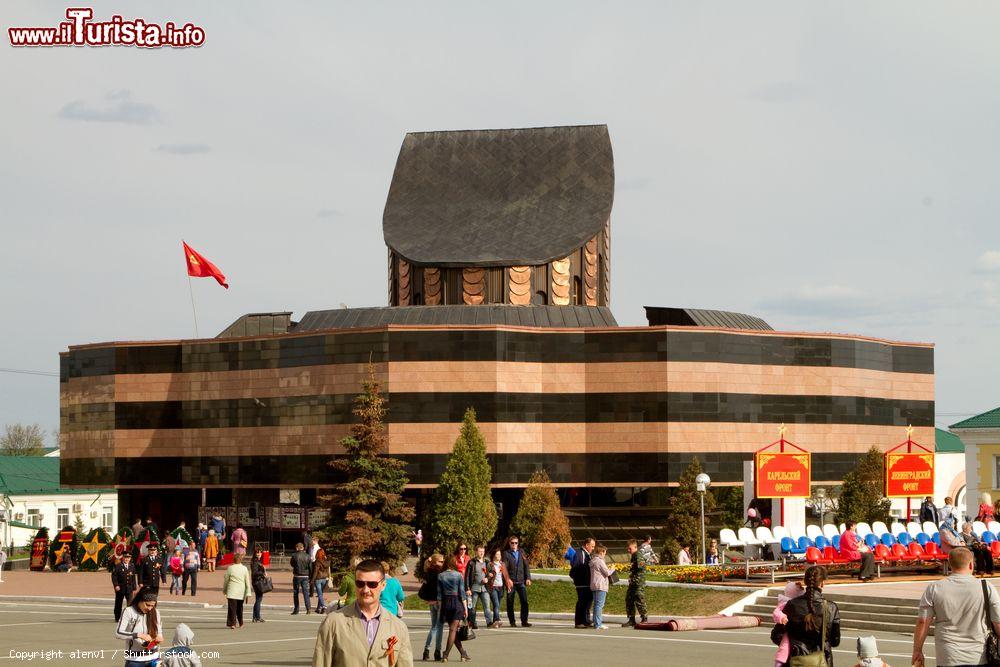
[57,507,69,528]
[102,507,114,532]
[27,509,41,527]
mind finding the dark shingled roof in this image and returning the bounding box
[643,306,773,331]
[295,306,618,331]
[217,312,293,338]
[382,125,614,267]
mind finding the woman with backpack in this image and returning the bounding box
[782,565,842,666]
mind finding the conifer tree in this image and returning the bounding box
[661,457,716,564]
[835,446,891,525]
[426,408,498,559]
[509,469,571,568]
[320,366,414,570]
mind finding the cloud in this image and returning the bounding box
[58,90,159,125]
[616,177,652,191]
[747,81,811,103]
[154,143,211,155]
[977,250,1000,272]
[757,284,881,318]
[317,209,341,218]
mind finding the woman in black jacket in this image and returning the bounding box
[250,546,268,623]
[783,565,841,666]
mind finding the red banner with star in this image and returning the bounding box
[755,452,811,498]
[884,452,934,497]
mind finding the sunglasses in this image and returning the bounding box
[355,579,384,589]
[459,547,467,551]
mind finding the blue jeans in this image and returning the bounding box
[314,579,328,610]
[293,576,310,612]
[468,590,490,626]
[593,590,607,629]
[424,603,443,653]
[253,591,264,620]
[488,587,504,625]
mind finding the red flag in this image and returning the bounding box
[183,241,229,289]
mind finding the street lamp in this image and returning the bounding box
[810,487,835,522]
[696,473,711,564]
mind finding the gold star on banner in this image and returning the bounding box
[81,532,107,565]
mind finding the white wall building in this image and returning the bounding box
[1,456,117,549]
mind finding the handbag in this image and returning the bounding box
[790,601,829,667]
[608,571,620,585]
[770,622,785,645]
[258,576,274,594]
[325,578,334,592]
[982,581,1000,667]
[457,622,476,642]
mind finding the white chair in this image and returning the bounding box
[822,524,839,540]
[806,525,824,541]
[907,521,922,537]
[756,526,778,544]
[720,528,744,548]
[988,521,1000,535]
[857,522,873,538]
[838,523,846,534]
[772,526,789,542]
[756,526,780,558]
[922,521,938,535]
[974,521,989,536]
[891,521,907,536]
[871,521,889,537]
[737,527,763,558]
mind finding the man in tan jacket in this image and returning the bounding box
[313,559,413,667]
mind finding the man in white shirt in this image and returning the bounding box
[913,547,1000,667]
[310,538,320,563]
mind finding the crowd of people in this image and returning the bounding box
[100,516,671,666]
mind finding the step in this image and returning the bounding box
[743,604,917,625]
[752,597,919,616]
[756,592,919,608]
[739,611,923,636]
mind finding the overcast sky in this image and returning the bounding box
[2,1,999,437]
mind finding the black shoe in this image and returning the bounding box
[522,622,532,628]
[291,611,299,615]
[508,622,517,627]
[434,650,442,661]
[639,616,648,624]
[423,649,430,662]
[622,619,635,627]
[306,609,311,615]
[259,618,265,623]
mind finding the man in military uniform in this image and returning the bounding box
[623,539,649,627]
[111,552,137,621]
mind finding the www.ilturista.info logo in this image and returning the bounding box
[9,8,205,48]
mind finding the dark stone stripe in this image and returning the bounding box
[61,329,934,381]
[62,391,934,432]
[61,451,863,488]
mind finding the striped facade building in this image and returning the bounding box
[59,125,934,529]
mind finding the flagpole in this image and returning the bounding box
[188,275,200,338]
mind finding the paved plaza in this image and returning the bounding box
[0,598,934,667]
[0,571,956,665]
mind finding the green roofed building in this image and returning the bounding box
[0,456,116,549]
[949,408,1000,523]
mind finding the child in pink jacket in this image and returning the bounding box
[772,580,805,667]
